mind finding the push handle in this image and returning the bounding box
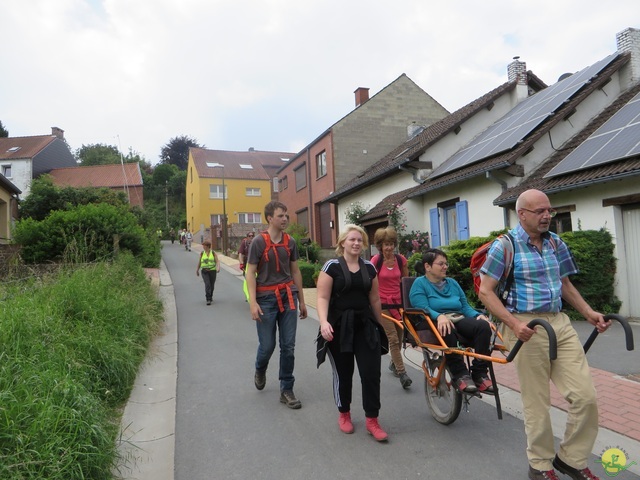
[506,318,558,362]
[583,313,635,354]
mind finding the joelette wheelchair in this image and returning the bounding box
[382,277,635,425]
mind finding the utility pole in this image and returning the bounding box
[221,170,228,256]
[165,181,169,228]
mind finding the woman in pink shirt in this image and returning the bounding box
[371,227,411,389]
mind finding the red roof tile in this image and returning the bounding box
[190,148,294,181]
[49,163,143,188]
[0,135,56,160]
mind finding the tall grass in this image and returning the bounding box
[0,254,162,479]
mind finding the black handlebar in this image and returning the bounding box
[506,318,558,362]
[583,313,635,354]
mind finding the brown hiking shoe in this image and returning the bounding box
[254,370,266,390]
[279,390,301,409]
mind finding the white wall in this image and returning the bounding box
[544,180,638,317]
[3,159,32,198]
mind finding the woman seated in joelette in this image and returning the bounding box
[409,248,494,394]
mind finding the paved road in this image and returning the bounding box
[162,243,639,480]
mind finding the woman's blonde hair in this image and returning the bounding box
[373,226,398,250]
[335,224,368,256]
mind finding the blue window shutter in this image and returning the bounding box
[429,207,441,247]
[456,200,470,240]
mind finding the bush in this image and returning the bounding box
[13,203,161,268]
[0,254,162,479]
[287,224,321,263]
[560,229,621,317]
[399,230,430,257]
[406,252,423,277]
[298,260,320,288]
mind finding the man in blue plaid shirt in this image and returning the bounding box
[479,189,611,480]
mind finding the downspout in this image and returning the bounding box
[306,147,314,240]
[486,171,510,228]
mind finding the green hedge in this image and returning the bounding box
[298,260,321,288]
[443,228,620,318]
[13,203,161,268]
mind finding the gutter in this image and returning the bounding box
[398,162,426,184]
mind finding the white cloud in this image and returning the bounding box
[1,0,636,162]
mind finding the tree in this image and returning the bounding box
[160,135,202,170]
[0,120,8,137]
[19,175,128,221]
[152,163,180,186]
[76,143,122,166]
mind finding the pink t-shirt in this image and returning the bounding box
[371,254,407,316]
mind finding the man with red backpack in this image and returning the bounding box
[246,201,307,409]
[479,189,611,480]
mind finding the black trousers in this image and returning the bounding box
[201,269,217,301]
[442,316,492,378]
[326,323,381,418]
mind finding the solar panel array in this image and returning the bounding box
[545,91,640,178]
[430,52,619,178]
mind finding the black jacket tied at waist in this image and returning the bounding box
[316,307,387,368]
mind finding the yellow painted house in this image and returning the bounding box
[186,148,294,245]
[0,173,21,244]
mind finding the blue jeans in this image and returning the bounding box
[255,292,298,391]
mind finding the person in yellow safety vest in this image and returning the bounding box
[196,240,220,305]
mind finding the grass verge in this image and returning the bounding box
[0,254,162,479]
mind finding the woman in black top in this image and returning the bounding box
[316,224,388,442]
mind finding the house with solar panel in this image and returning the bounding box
[326,27,640,318]
[0,127,76,198]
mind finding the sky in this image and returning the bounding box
[1,0,638,164]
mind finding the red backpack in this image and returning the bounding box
[470,232,557,304]
[470,233,515,304]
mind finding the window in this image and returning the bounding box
[550,212,573,234]
[239,213,262,224]
[280,176,288,191]
[316,151,327,178]
[211,214,224,225]
[1,165,11,178]
[295,164,307,191]
[246,187,261,197]
[209,184,227,199]
[296,209,309,233]
[429,200,469,247]
[443,205,458,244]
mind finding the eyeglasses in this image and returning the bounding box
[520,207,557,218]
[433,261,449,267]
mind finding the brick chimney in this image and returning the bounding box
[617,27,640,84]
[507,56,527,85]
[354,87,370,107]
[51,126,64,139]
